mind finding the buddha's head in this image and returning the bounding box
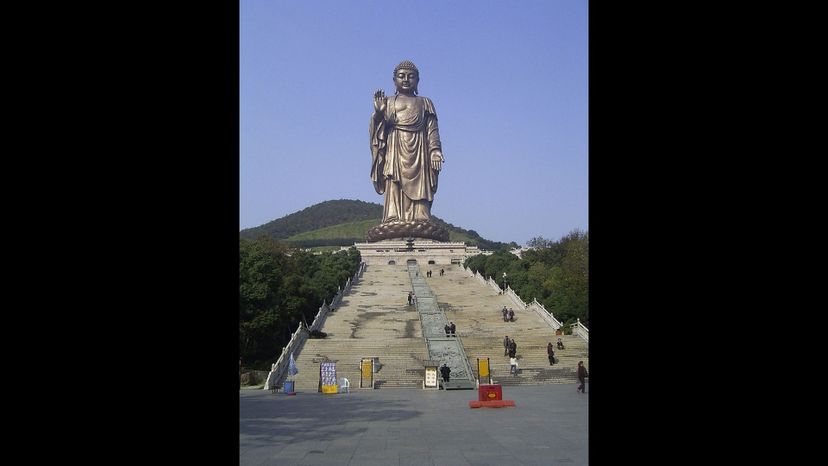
[393,60,419,96]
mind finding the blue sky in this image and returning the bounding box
[240,0,588,245]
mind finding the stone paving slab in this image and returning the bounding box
[240,383,588,465]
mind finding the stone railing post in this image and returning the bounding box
[505,286,527,309]
[266,323,310,388]
[522,298,554,330]
[570,318,589,342]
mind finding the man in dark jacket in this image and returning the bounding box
[577,361,588,394]
[440,364,451,384]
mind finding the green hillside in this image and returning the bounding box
[239,199,381,240]
[241,199,515,250]
[285,219,379,243]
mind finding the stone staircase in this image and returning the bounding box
[424,265,589,386]
[289,262,589,390]
[290,265,429,391]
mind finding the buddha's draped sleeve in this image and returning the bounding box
[369,98,391,195]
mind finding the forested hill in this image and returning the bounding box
[240,199,516,250]
[239,199,381,240]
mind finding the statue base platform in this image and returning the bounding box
[365,220,449,242]
[353,239,485,266]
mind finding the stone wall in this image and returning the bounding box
[241,370,270,386]
[354,240,491,266]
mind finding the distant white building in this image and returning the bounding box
[509,247,535,259]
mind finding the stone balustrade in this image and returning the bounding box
[462,266,568,333]
[571,318,589,342]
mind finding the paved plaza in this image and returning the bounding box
[240,383,588,465]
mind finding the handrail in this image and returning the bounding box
[265,323,309,389]
[570,318,590,342]
[461,266,567,333]
[486,276,502,294]
[527,298,562,331]
[505,287,527,309]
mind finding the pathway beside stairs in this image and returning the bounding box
[289,263,588,390]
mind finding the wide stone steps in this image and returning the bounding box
[424,266,589,386]
[289,263,589,389]
[291,337,428,390]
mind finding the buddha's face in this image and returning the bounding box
[393,69,419,95]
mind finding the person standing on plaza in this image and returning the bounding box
[440,363,451,384]
[577,361,588,393]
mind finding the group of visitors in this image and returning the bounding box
[503,335,519,376]
[444,322,456,337]
[407,292,415,306]
[503,335,517,358]
[501,306,515,322]
[426,268,446,278]
[546,337,565,365]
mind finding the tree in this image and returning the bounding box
[526,236,554,248]
[465,230,589,326]
[239,238,362,370]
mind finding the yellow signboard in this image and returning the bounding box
[360,358,374,388]
[477,358,491,385]
[479,358,490,377]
